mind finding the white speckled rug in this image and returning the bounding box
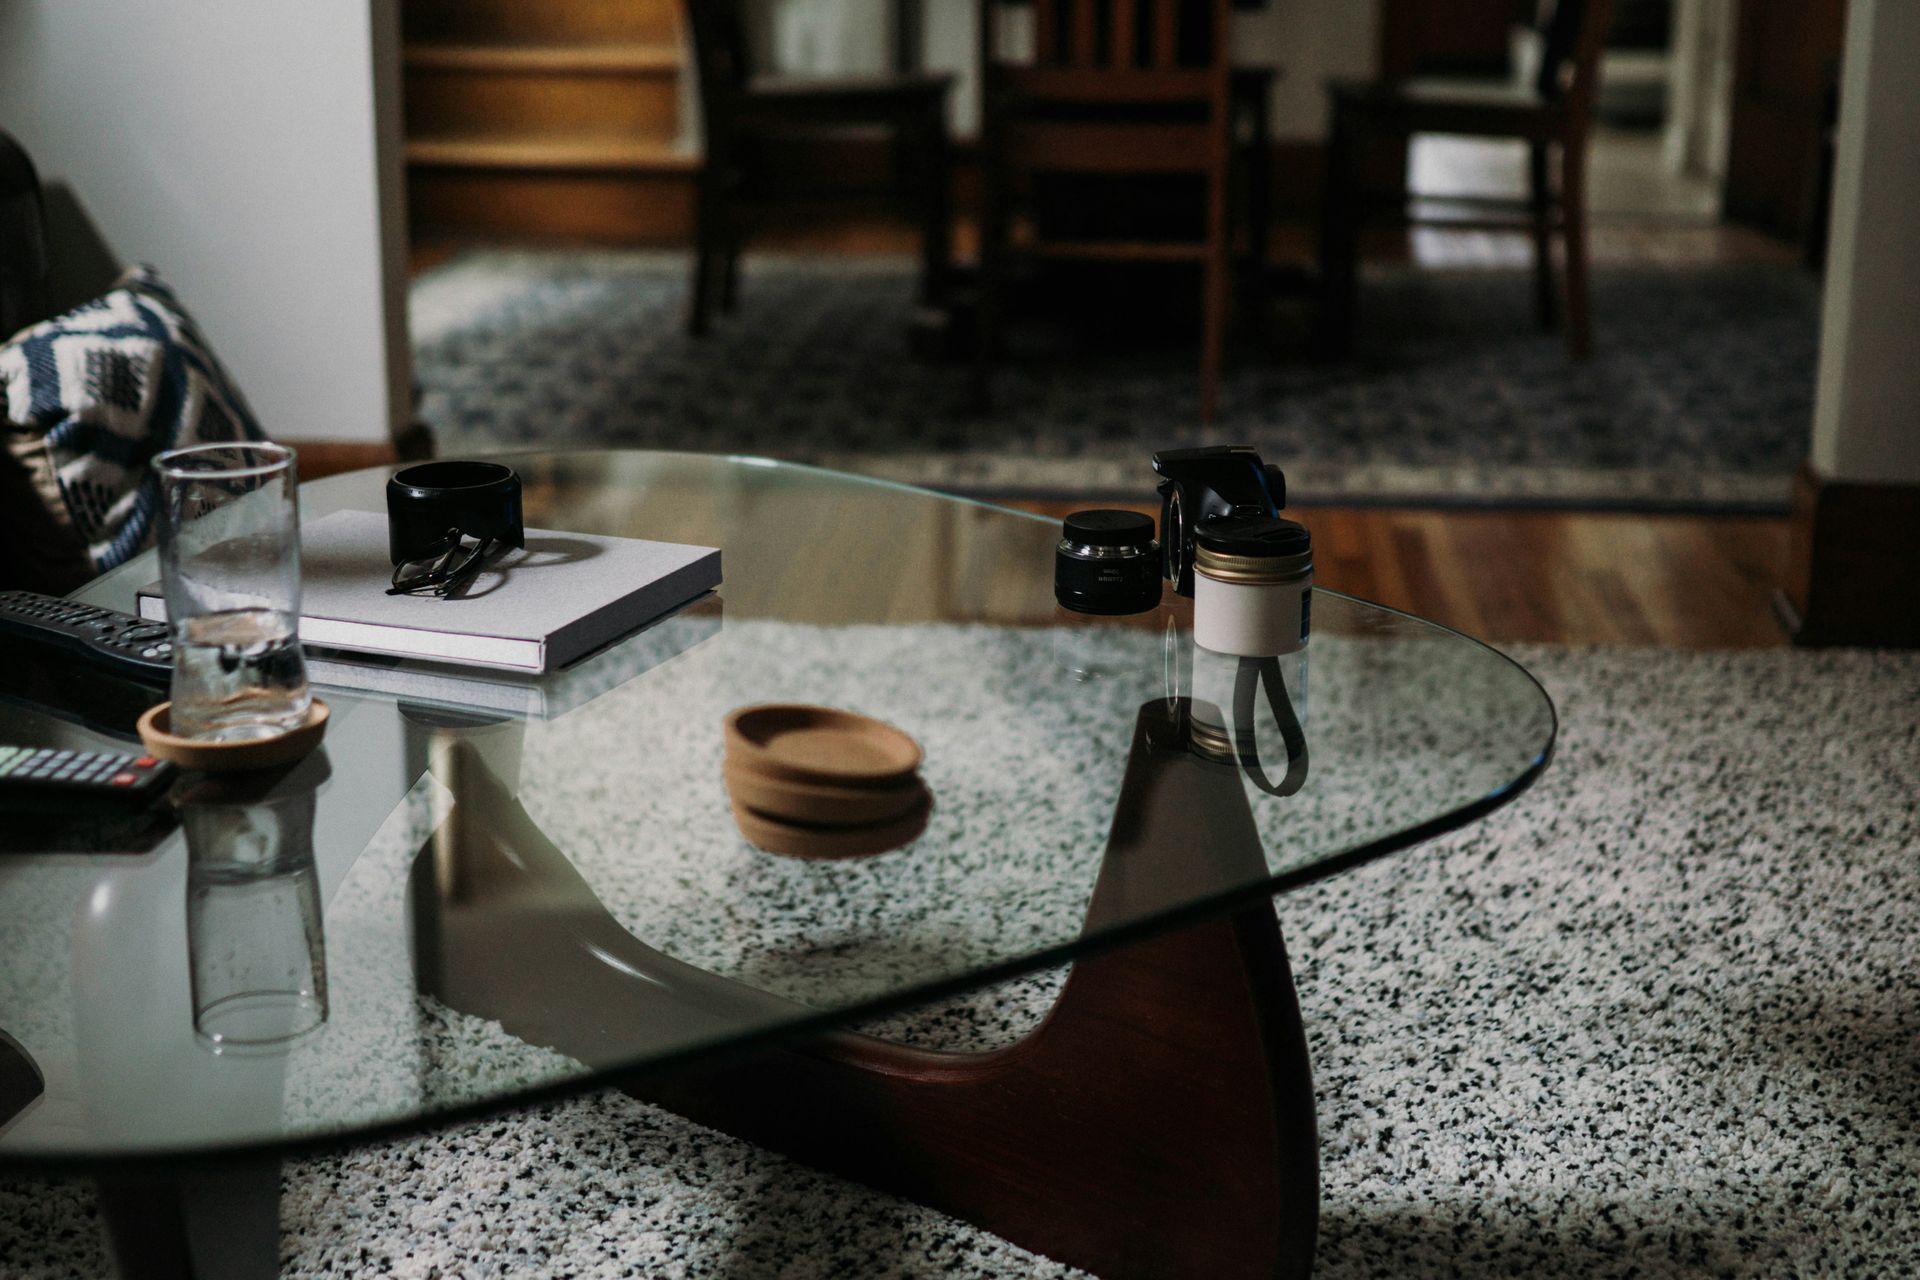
[5,645,1917,1278]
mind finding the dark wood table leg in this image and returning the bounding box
[637,900,1316,1280]
[96,1155,282,1280]
[411,699,1318,1279]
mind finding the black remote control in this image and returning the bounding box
[0,590,172,684]
[0,745,175,812]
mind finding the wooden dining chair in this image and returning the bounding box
[1317,0,1616,360]
[681,0,955,337]
[974,0,1272,422]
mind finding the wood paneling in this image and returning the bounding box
[404,66,683,141]
[1779,462,1920,647]
[404,42,682,75]
[1723,0,1848,242]
[403,0,681,45]
[400,0,687,240]
[408,167,696,242]
[406,136,694,172]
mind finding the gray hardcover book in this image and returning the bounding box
[301,602,722,718]
[139,509,722,674]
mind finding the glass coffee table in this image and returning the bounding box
[0,451,1554,1280]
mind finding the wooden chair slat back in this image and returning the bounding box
[997,0,1228,74]
[1109,0,1137,68]
[1033,0,1058,65]
[1072,0,1100,64]
[1151,0,1181,68]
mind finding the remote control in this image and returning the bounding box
[0,745,175,812]
[0,590,172,684]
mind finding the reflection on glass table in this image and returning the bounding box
[179,757,332,1054]
[1,451,1555,1280]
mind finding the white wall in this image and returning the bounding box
[1663,0,1736,181]
[1810,0,1920,484]
[0,1,409,446]
[1233,0,1378,141]
[757,0,1378,140]
[762,0,891,74]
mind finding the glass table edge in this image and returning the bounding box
[2,692,1557,1174]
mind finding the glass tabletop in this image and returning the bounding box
[0,450,1554,1164]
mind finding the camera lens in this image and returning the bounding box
[1055,510,1161,615]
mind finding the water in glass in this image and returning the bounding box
[170,607,311,741]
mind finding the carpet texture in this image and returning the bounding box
[410,251,1817,511]
[5,644,1916,1278]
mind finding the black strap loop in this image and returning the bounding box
[1231,655,1310,797]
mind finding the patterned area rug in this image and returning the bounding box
[6,644,1918,1278]
[410,250,1818,511]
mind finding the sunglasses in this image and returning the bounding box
[387,529,504,597]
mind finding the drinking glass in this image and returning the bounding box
[153,443,311,741]
[183,779,328,1053]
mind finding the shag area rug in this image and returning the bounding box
[5,644,1917,1278]
[410,250,1817,511]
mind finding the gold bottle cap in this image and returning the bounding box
[1193,543,1313,585]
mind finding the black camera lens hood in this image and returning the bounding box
[386,460,526,566]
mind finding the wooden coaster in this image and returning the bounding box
[723,704,923,786]
[724,762,928,828]
[136,699,330,773]
[733,791,934,860]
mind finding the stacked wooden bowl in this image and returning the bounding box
[722,704,932,859]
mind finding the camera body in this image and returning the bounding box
[1151,446,1288,596]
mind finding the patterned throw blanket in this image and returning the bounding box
[1,265,263,572]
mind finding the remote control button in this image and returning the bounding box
[111,773,137,786]
[135,757,158,769]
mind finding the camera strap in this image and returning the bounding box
[1231,655,1310,797]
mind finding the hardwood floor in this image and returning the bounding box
[868,217,1794,648]
[408,217,1797,651]
[1008,500,1789,649]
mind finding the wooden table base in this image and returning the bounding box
[411,698,1319,1279]
[95,1156,282,1280]
[635,901,1317,1280]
